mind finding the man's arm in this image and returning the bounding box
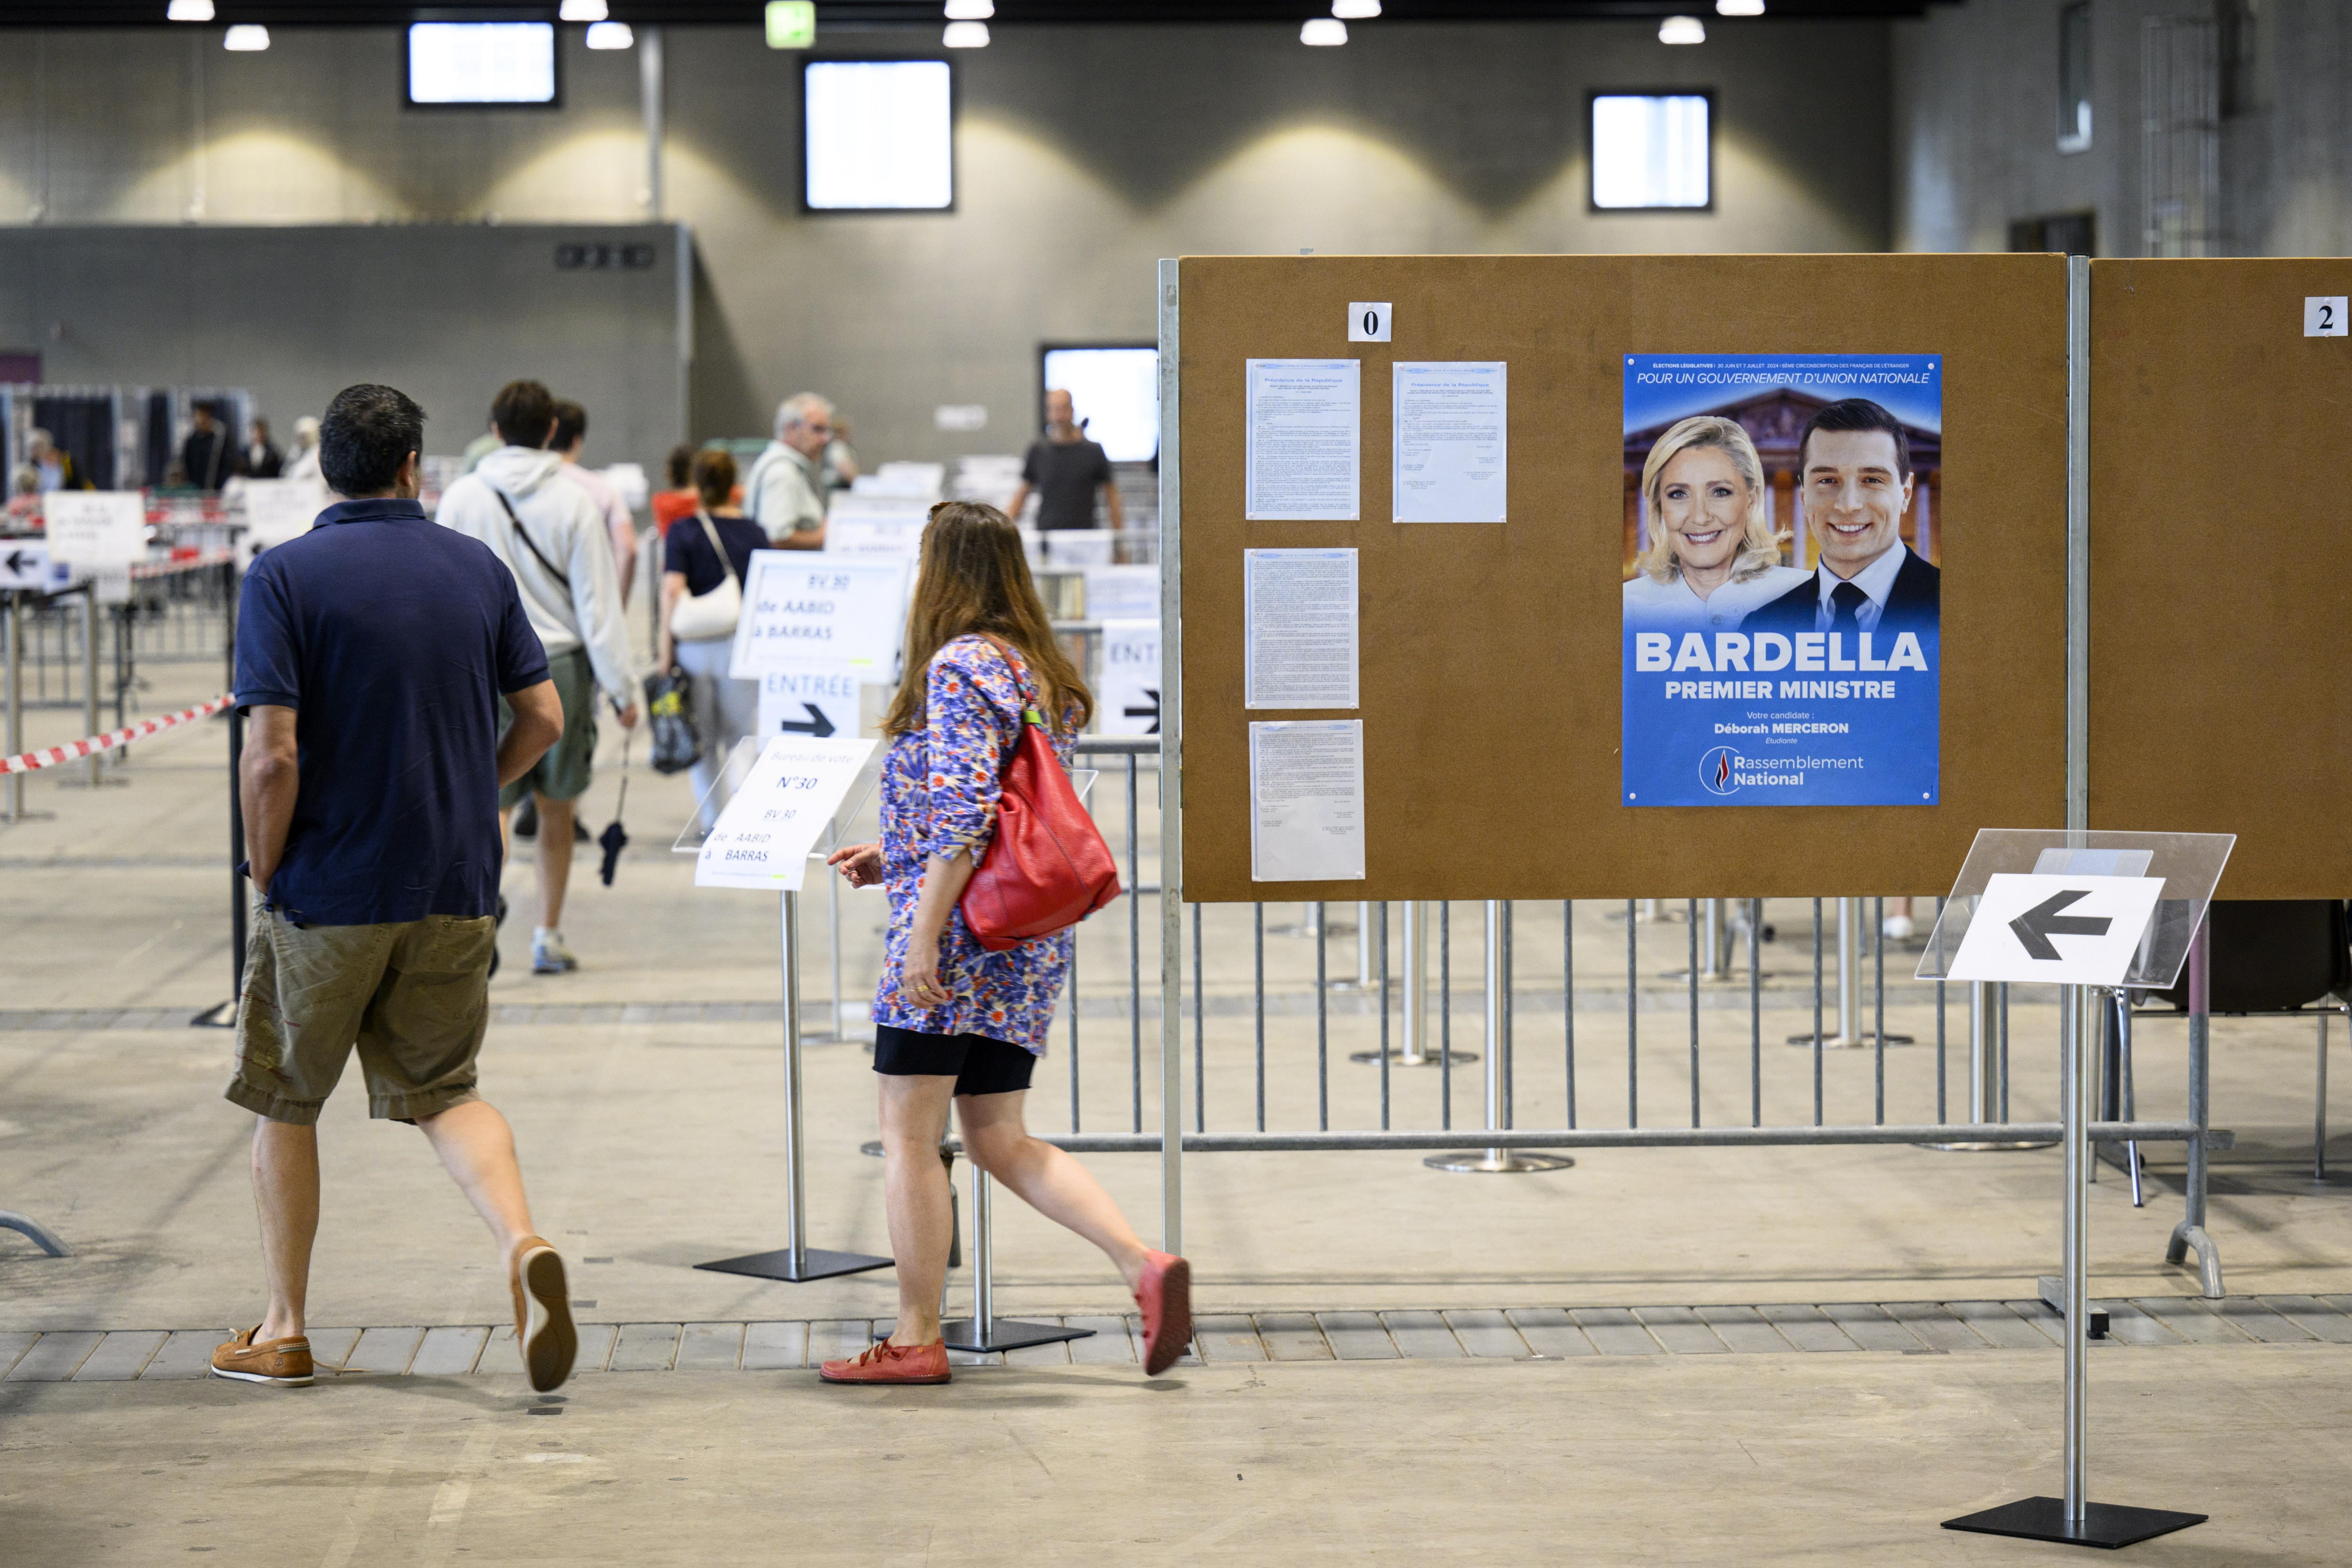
[1006,481,1032,523]
[1102,479,1124,530]
[498,680,565,788]
[240,705,301,895]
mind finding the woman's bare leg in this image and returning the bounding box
[958,1090,1151,1290]
[878,1074,959,1345]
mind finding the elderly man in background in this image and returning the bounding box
[552,398,640,606]
[743,392,833,550]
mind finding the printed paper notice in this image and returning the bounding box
[728,554,909,684]
[1392,361,1506,523]
[1246,359,1359,520]
[1250,720,1365,883]
[1245,548,1356,709]
[695,735,875,891]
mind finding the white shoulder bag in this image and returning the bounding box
[668,511,743,643]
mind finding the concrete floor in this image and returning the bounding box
[6,648,2352,1561]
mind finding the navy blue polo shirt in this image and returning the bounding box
[234,498,549,926]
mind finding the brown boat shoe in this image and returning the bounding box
[509,1234,578,1393]
[209,1327,314,1386]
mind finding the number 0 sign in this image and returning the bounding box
[1347,302,1392,342]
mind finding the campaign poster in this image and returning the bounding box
[1620,354,1941,807]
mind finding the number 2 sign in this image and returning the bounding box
[2305,296,2347,337]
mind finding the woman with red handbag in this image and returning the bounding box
[821,501,1190,1385]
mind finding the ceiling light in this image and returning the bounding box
[1332,0,1381,16]
[559,0,607,18]
[1301,17,1348,45]
[943,20,990,47]
[1715,0,1764,13]
[165,0,213,20]
[585,20,633,48]
[945,0,994,17]
[223,23,267,48]
[1659,15,1707,43]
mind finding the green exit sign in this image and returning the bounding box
[765,0,816,48]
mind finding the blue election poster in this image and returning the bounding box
[1620,354,1941,807]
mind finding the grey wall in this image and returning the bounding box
[0,224,688,468]
[0,20,1896,468]
[1893,0,2352,257]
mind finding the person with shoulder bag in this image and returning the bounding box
[820,501,1189,1387]
[659,448,763,828]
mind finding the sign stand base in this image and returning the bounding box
[1943,1496,2206,1549]
[695,1247,892,1283]
[940,1318,1095,1354]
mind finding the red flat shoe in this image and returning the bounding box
[1133,1250,1192,1375]
[820,1339,952,1385]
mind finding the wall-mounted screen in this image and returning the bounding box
[407,23,559,107]
[1590,93,1711,210]
[1042,345,1160,464]
[803,60,954,212]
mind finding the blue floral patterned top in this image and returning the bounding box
[869,634,1079,1054]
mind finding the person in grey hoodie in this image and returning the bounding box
[436,380,638,976]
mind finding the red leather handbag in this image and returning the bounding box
[958,640,1123,952]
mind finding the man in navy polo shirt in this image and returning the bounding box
[211,383,581,1394]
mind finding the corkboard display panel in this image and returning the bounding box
[1178,254,2070,904]
[2089,260,2352,898]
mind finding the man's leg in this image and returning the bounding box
[252,1118,320,1341]
[534,792,574,933]
[879,1074,958,1345]
[417,1099,534,1258]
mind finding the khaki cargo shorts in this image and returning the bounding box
[500,645,599,809]
[225,903,495,1125]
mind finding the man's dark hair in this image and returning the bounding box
[1798,398,1911,480]
[691,448,737,510]
[550,399,588,452]
[318,384,426,497]
[489,380,557,449]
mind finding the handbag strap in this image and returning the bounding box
[695,510,741,589]
[485,483,572,594]
[974,633,1047,729]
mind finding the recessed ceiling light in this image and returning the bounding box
[559,0,607,18]
[1659,15,1707,43]
[1301,17,1348,45]
[945,0,994,17]
[165,0,213,20]
[1716,0,1764,14]
[585,20,633,48]
[1332,0,1381,17]
[223,23,267,49]
[943,20,990,47]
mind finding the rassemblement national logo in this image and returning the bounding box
[1700,746,1738,796]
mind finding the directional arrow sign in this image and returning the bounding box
[1947,873,2166,987]
[758,669,858,749]
[0,544,50,589]
[776,701,836,739]
[1123,688,1160,734]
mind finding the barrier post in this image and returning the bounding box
[941,1168,1092,1354]
[1428,901,1572,1174]
[1922,980,2053,1153]
[694,891,892,1283]
[81,586,99,788]
[2165,916,2223,1295]
[3,591,22,823]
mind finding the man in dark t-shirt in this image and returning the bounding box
[211,383,583,1396]
[1009,389,1125,532]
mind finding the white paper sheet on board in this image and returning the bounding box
[694,735,875,891]
[1083,564,1159,621]
[1098,618,1161,736]
[1392,361,1507,523]
[728,553,908,683]
[43,491,146,567]
[1245,548,1357,710]
[1250,720,1366,882]
[1246,359,1359,521]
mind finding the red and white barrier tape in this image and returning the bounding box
[1,692,232,774]
[131,549,236,580]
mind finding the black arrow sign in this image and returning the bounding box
[4,549,33,575]
[1124,687,1160,735]
[2010,889,2111,961]
[777,702,836,740]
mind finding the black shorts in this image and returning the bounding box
[872,1026,1038,1097]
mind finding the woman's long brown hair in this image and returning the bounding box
[882,501,1094,737]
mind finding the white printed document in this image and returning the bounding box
[729,554,908,683]
[1392,361,1506,523]
[1083,564,1159,621]
[695,735,875,891]
[1250,720,1366,883]
[44,492,146,567]
[1245,548,1357,709]
[1247,359,1359,521]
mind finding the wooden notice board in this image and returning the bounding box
[1176,254,2070,903]
[2090,259,2352,898]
